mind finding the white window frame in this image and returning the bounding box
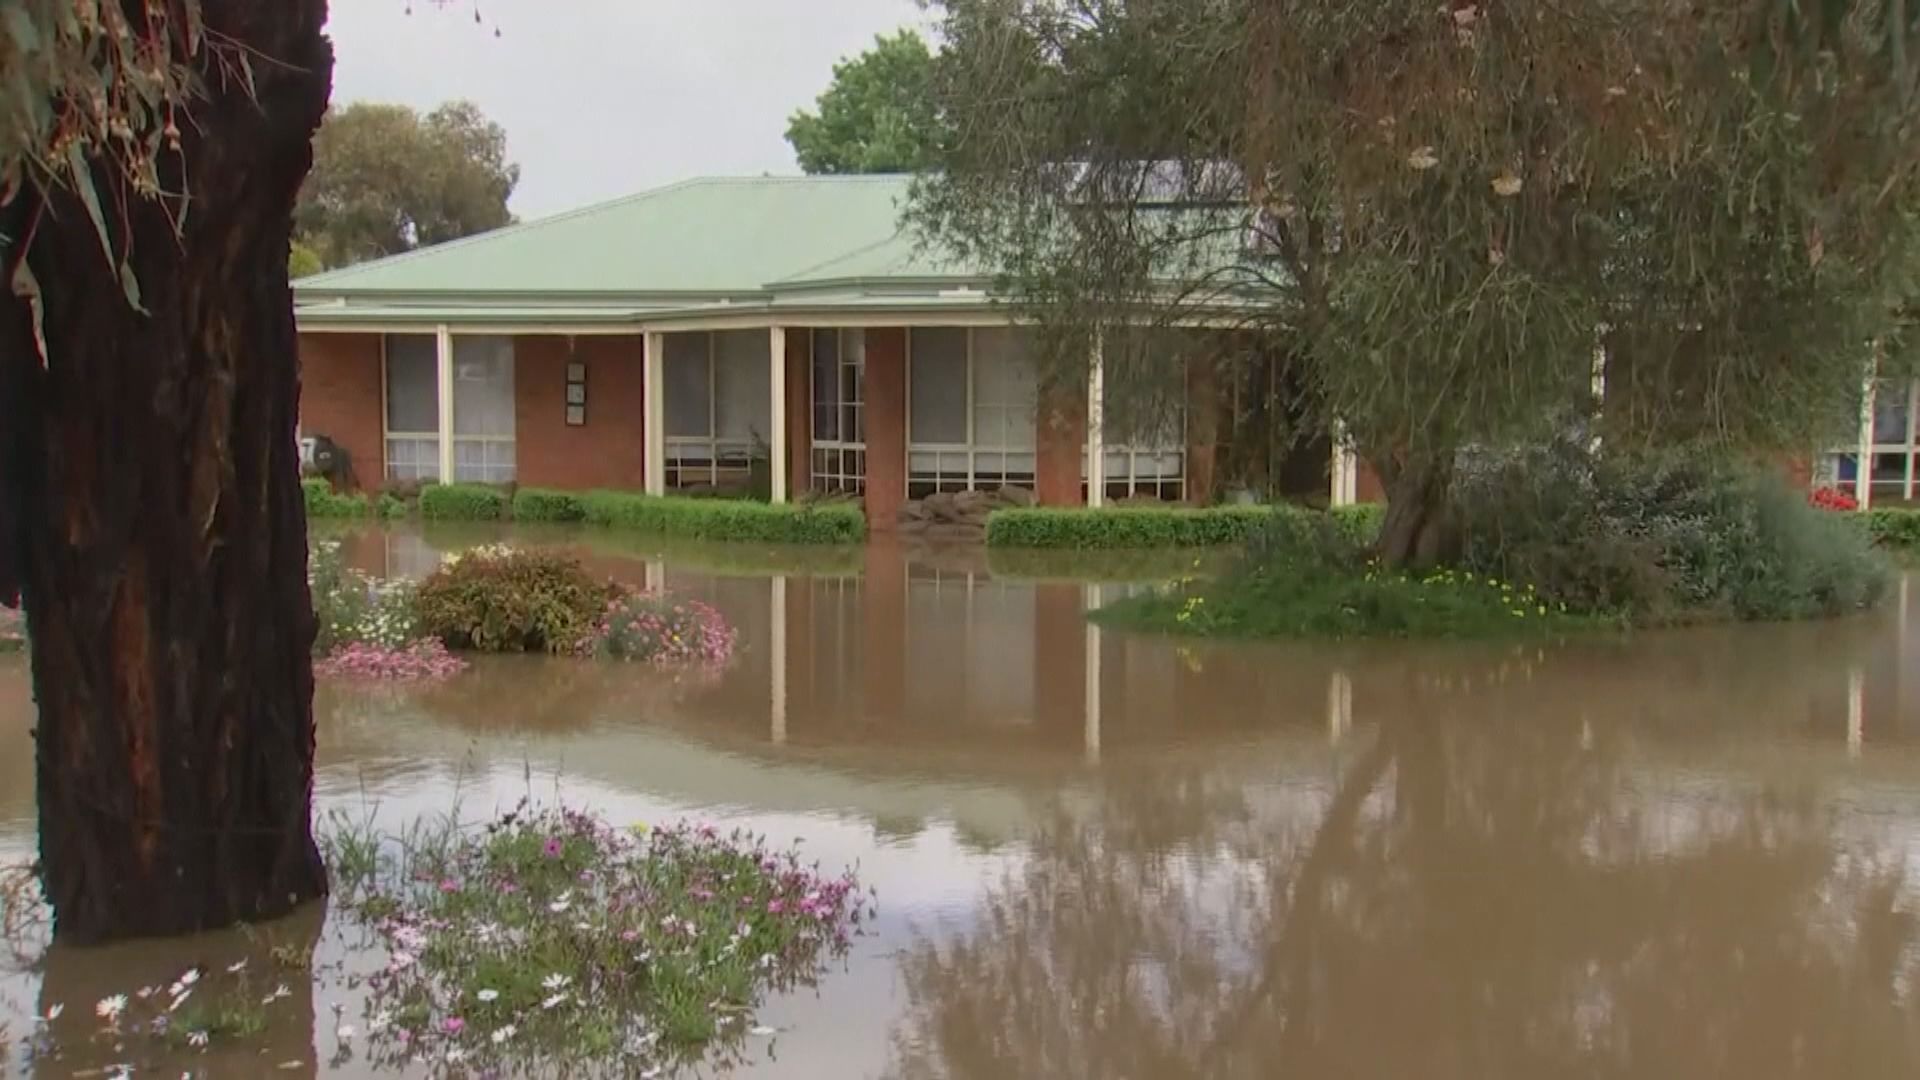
[450,337,516,485]
[907,327,1039,497]
[1082,343,1190,504]
[381,334,442,484]
[810,328,867,496]
[665,332,758,490]
[1822,377,1920,502]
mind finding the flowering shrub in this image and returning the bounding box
[0,607,23,653]
[413,546,617,654]
[330,806,868,1075]
[310,541,422,654]
[315,640,467,681]
[579,592,737,667]
[1810,486,1860,512]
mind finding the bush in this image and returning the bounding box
[419,483,509,521]
[375,492,409,520]
[303,477,370,518]
[412,545,617,653]
[1455,445,1889,622]
[1864,508,1920,551]
[986,505,1283,549]
[578,490,865,544]
[1330,503,1385,547]
[513,488,586,523]
[309,541,421,655]
[578,591,737,666]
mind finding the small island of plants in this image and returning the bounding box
[1101,448,1892,640]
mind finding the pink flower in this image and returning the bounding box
[544,838,562,858]
[438,879,460,893]
[444,1016,465,1035]
[767,899,786,914]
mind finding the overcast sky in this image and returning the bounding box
[325,0,930,220]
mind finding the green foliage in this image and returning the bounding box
[303,477,370,518]
[295,100,519,269]
[787,30,943,174]
[288,240,324,280]
[578,491,865,544]
[1455,447,1890,622]
[1863,508,1920,551]
[1330,504,1385,547]
[511,488,586,523]
[419,483,508,521]
[376,492,409,520]
[309,541,422,655]
[985,506,1287,549]
[412,546,616,654]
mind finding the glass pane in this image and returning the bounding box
[714,330,772,442]
[972,329,1037,448]
[811,330,840,412]
[910,328,969,444]
[452,336,514,437]
[1874,380,1912,445]
[665,333,712,438]
[385,335,439,433]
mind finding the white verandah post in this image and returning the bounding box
[1086,333,1106,508]
[435,324,455,484]
[1330,420,1357,508]
[1859,354,1878,511]
[644,330,666,496]
[769,326,788,505]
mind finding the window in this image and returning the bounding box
[1824,378,1920,504]
[907,327,1039,496]
[1091,332,1189,503]
[811,329,867,495]
[384,335,440,482]
[452,336,515,483]
[664,330,772,490]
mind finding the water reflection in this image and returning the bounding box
[3,525,1920,1077]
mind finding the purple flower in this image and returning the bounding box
[444,1016,466,1035]
[438,878,460,893]
[544,838,562,858]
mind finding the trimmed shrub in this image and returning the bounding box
[1864,508,1920,551]
[513,487,587,523]
[578,490,865,544]
[375,492,409,520]
[1330,503,1385,547]
[303,477,370,518]
[412,545,617,653]
[986,505,1283,549]
[419,482,509,521]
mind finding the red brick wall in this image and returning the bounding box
[298,332,383,492]
[1035,378,1087,507]
[785,329,812,497]
[1185,355,1219,505]
[864,328,908,531]
[1357,460,1386,503]
[514,335,647,491]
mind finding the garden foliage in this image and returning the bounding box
[419,484,509,521]
[412,546,615,654]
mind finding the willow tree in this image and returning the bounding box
[0,1,332,941]
[914,0,1920,565]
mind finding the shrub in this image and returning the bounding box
[309,541,422,655]
[512,488,586,523]
[1455,444,1889,622]
[412,546,616,653]
[419,483,509,521]
[303,477,370,518]
[1810,486,1859,512]
[578,490,865,544]
[985,505,1282,549]
[375,492,409,520]
[1864,508,1920,551]
[1330,503,1386,547]
[578,592,737,666]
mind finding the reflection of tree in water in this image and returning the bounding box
[888,700,1920,1080]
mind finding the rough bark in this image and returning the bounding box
[0,1,333,943]
[1374,451,1461,570]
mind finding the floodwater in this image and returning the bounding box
[6,523,1920,1078]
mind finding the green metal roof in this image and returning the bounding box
[292,175,995,323]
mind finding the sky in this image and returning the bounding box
[324,0,931,220]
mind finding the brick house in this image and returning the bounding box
[295,175,1377,531]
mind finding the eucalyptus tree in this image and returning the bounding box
[914,0,1920,564]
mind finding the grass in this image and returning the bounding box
[1097,562,1615,640]
[322,803,869,1076]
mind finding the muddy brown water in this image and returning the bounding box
[5,523,1920,1078]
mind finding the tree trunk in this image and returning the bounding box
[0,1,333,943]
[1374,451,1461,570]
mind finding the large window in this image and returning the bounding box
[811,329,867,495]
[1822,378,1920,503]
[453,336,515,483]
[907,327,1038,496]
[664,330,772,489]
[384,335,440,482]
[1092,332,1190,503]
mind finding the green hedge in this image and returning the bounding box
[1864,508,1920,551]
[303,478,370,518]
[578,490,865,544]
[1330,503,1385,546]
[419,483,509,521]
[985,505,1289,549]
[513,488,587,523]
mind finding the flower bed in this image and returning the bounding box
[1810,485,1859,512]
[580,592,737,666]
[315,640,467,681]
[329,806,868,1074]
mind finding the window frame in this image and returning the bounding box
[810,328,868,496]
[381,334,442,484]
[906,327,1040,497]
